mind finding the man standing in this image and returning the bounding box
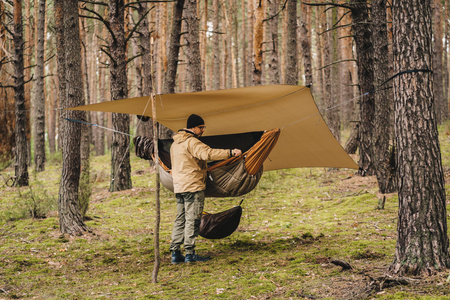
[170,114,242,263]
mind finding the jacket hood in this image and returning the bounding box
[173,129,196,144]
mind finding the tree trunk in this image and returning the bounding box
[267,0,280,85]
[323,7,340,142]
[300,2,312,87]
[24,0,32,159]
[284,0,298,85]
[351,0,375,175]
[34,0,46,172]
[184,0,203,92]
[58,0,89,235]
[212,0,220,89]
[13,0,29,186]
[432,0,444,123]
[164,0,185,94]
[135,2,153,137]
[109,0,132,192]
[252,0,265,86]
[338,7,354,126]
[372,0,396,194]
[390,0,449,275]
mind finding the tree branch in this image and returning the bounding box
[124,0,175,10]
[80,4,117,45]
[124,6,154,44]
[125,52,144,65]
[319,59,357,70]
[100,46,115,65]
[302,1,353,11]
[263,0,288,22]
[78,0,108,6]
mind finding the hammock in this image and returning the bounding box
[134,128,280,198]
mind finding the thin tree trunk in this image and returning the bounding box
[432,0,444,123]
[58,0,89,235]
[24,0,32,159]
[390,0,449,275]
[164,0,185,94]
[372,0,396,194]
[13,0,29,186]
[184,0,203,92]
[351,0,375,175]
[267,0,280,85]
[109,0,132,192]
[300,2,312,87]
[34,0,46,172]
[253,0,265,86]
[285,0,297,85]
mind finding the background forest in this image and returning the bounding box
[1,0,450,298]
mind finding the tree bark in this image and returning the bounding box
[285,0,297,85]
[390,0,449,275]
[252,0,265,86]
[34,0,46,172]
[351,0,375,175]
[432,0,444,123]
[372,0,396,194]
[184,0,203,92]
[212,0,220,89]
[267,0,280,85]
[58,0,89,235]
[109,0,132,192]
[13,0,29,186]
[300,2,312,87]
[164,0,185,94]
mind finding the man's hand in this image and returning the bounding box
[232,149,242,156]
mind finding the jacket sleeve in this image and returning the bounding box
[188,138,231,161]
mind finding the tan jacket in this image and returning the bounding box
[171,130,231,193]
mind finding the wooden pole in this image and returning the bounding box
[150,39,161,284]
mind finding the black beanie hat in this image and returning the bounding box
[187,114,205,128]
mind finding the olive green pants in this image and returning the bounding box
[170,191,204,255]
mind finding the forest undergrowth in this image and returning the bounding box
[0,123,449,299]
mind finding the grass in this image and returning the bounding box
[0,124,449,299]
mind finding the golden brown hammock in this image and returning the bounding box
[135,128,281,198]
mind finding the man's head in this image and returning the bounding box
[187,114,206,136]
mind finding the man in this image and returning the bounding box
[170,114,242,263]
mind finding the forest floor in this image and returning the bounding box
[0,123,449,299]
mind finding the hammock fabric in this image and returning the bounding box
[133,128,280,198]
[199,205,242,239]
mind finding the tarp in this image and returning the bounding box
[67,85,358,170]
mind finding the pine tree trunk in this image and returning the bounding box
[338,7,354,126]
[300,2,312,87]
[13,0,29,186]
[136,2,153,137]
[164,0,185,94]
[432,0,444,124]
[390,0,449,275]
[372,0,396,194]
[285,0,297,85]
[58,0,89,235]
[211,0,220,89]
[252,0,265,86]
[34,0,46,172]
[184,0,203,92]
[351,0,375,175]
[109,0,132,192]
[24,0,32,158]
[267,0,280,85]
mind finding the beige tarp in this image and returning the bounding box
[67,85,358,170]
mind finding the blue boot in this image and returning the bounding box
[185,251,211,263]
[171,250,185,264]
